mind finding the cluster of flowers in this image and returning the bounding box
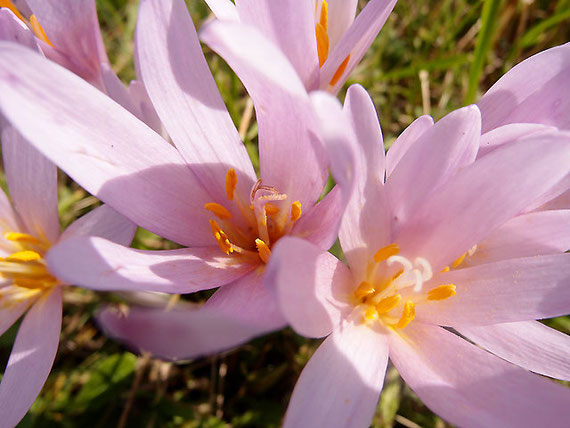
[0,0,569,426]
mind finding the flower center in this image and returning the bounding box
[205,169,302,264]
[0,231,57,308]
[314,0,351,86]
[0,0,53,46]
[353,244,458,329]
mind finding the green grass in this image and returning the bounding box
[1,0,569,427]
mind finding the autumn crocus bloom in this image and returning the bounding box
[267,85,570,427]
[0,1,163,132]
[0,126,135,426]
[203,0,397,94]
[0,0,351,359]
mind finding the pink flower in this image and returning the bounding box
[202,0,397,94]
[0,0,109,89]
[0,0,352,359]
[0,127,135,426]
[267,83,570,427]
[0,0,163,132]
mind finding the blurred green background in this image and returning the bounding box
[1,0,569,427]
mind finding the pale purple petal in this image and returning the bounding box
[538,188,570,211]
[0,9,38,49]
[320,0,397,93]
[0,298,33,337]
[340,182,391,281]
[343,84,385,188]
[415,254,570,325]
[0,43,214,247]
[387,105,481,233]
[46,236,254,293]
[26,0,109,86]
[385,115,434,178]
[2,126,60,243]
[458,321,570,381]
[136,0,256,204]
[100,62,139,116]
[326,0,358,48]
[396,132,570,270]
[0,188,21,251]
[201,21,328,208]
[291,186,343,250]
[524,174,570,214]
[389,323,570,428]
[0,287,61,428]
[463,210,570,267]
[267,237,354,338]
[235,0,319,89]
[127,80,164,135]
[204,0,238,20]
[205,269,287,332]
[97,303,267,361]
[284,321,389,428]
[61,204,137,247]
[479,42,570,132]
[478,123,556,157]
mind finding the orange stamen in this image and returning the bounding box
[204,202,232,220]
[29,14,53,46]
[255,238,271,264]
[329,54,350,86]
[225,168,237,201]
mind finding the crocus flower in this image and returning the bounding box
[0,0,163,132]
[267,85,570,427]
[0,126,135,426]
[0,0,352,360]
[203,0,397,94]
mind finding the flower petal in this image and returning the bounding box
[478,123,556,157]
[0,43,214,247]
[385,115,434,178]
[2,126,60,243]
[0,287,61,428]
[387,105,481,233]
[343,84,385,188]
[204,269,287,332]
[396,132,570,270]
[203,0,238,20]
[46,236,254,293]
[0,8,38,50]
[267,237,354,338]
[136,0,256,204]
[463,210,570,267]
[60,204,137,247]
[235,0,319,88]
[326,0,358,48]
[458,321,570,381]
[291,186,344,250]
[415,254,570,325]
[0,188,20,253]
[0,298,33,337]
[284,321,389,428]
[97,302,268,361]
[478,42,570,132]
[389,323,570,428]
[26,0,109,86]
[201,20,328,208]
[320,0,397,93]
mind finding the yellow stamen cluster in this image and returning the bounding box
[356,243,456,330]
[205,169,303,265]
[0,232,57,298]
